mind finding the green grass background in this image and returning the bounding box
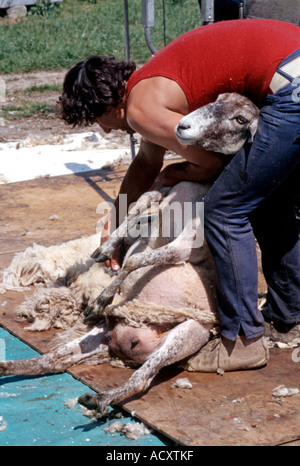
[0,0,201,74]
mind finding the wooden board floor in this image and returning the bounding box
[0,167,299,446]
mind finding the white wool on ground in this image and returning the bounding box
[64,397,79,410]
[105,421,152,440]
[0,234,115,331]
[0,234,100,289]
[171,377,193,389]
[272,385,299,397]
[15,261,114,332]
[0,416,7,431]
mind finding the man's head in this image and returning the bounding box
[59,56,136,127]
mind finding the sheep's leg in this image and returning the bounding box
[85,224,200,321]
[124,222,200,270]
[84,268,131,321]
[123,200,205,272]
[92,190,166,263]
[0,324,109,377]
[78,319,210,417]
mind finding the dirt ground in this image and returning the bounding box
[0,69,130,147]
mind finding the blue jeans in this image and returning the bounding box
[204,49,300,341]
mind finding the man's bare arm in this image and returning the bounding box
[101,138,165,270]
[156,160,223,186]
[127,77,224,180]
[115,137,166,225]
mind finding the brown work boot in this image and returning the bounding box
[182,335,269,373]
[264,320,300,344]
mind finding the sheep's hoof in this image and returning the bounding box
[83,305,102,322]
[91,247,110,263]
[84,291,115,322]
[96,292,114,310]
[78,393,99,410]
[78,393,110,417]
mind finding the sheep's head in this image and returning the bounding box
[175,93,259,155]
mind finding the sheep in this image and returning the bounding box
[86,92,260,319]
[0,181,219,417]
[0,234,112,332]
[0,93,262,418]
[175,93,259,154]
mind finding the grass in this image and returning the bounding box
[0,0,201,74]
[0,0,201,120]
[1,101,55,118]
[24,84,63,93]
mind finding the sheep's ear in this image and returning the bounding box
[248,118,258,143]
[216,93,232,102]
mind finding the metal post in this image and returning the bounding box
[123,0,136,160]
[142,0,158,55]
[239,2,244,18]
[123,0,131,62]
[201,0,214,24]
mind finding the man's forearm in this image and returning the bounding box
[158,160,224,186]
[114,150,164,227]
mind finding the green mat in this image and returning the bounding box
[0,327,171,447]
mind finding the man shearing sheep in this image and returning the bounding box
[59,19,300,371]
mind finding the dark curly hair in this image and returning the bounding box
[59,56,137,126]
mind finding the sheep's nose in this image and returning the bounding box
[177,122,191,132]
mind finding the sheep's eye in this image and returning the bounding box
[236,116,248,125]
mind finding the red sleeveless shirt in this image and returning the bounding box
[127,19,300,109]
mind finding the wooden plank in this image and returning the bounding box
[0,169,299,446]
[0,167,126,253]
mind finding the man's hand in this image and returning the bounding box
[100,213,128,272]
[103,245,122,271]
[99,213,121,271]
